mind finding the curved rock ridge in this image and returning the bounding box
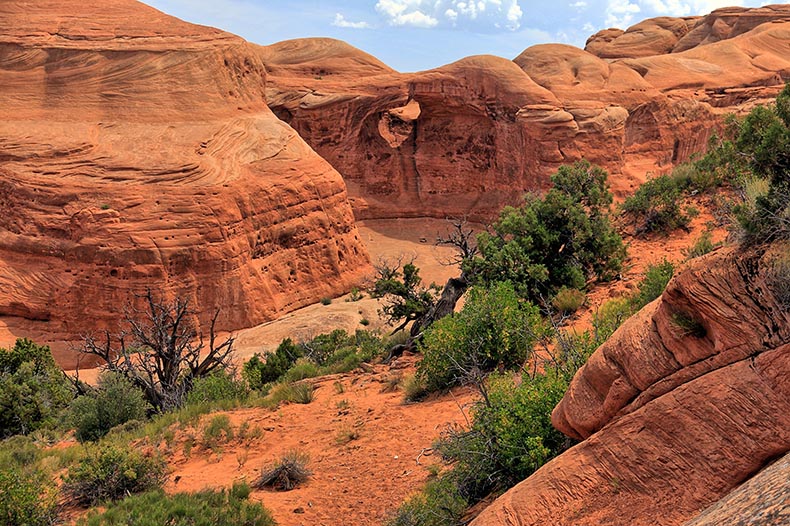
[472,244,790,526]
[585,4,790,58]
[260,5,790,220]
[0,0,370,366]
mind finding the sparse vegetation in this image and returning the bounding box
[77,483,275,526]
[70,372,149,442]
[320,297,332,305]
[551,287,586,315]
[670,311,706,338]
[621,173,690,235]
[256,450,311,491]
[684,230,719,259]
[0,339,74,438]
[266,382,314,405]
[0,467,59,526]
[201,414,234,451]
[62,445,167,506]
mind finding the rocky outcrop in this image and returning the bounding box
[261,6,790,219]
[585,5,790,58]
[472,244,790,526]
[683,451,790,526]
[0,0,370,366]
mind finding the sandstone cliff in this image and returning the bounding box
[260,6,790,220]
[0,0,370,366]
[472,243,790,526]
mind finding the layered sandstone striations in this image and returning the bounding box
[261,6,790,219]
[0,0,370,365]
[472,244,790,526]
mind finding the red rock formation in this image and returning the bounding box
[0,0,370,367]
[472,244,790,526]
[261,6,790,219]
[683,451,790,525]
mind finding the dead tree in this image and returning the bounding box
[80,290,235,412]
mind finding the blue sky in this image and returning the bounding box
[145,0,766,72]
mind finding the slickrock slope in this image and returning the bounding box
[472,243,790,526]
[261,6,790,219]
[683,451,790,526]
[0,0,370,366]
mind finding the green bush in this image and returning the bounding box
[417,282,544,392]
[186,370,249,405]
[243,338,303,389]
[621,174,690,235]
[0,468,59,526]
[0,339,74,438]
[684,230,719,260]
[62,445,167,506]
[437,372,568,501]
[70,372,149,442]
[388,477,467,526]
[470,160,624,304]
[632,259,675,310]
[78,483,274,526]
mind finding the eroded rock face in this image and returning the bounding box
[472,244,790,526]
[0,0,370,366]
[261,6,790,219]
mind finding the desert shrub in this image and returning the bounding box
[70,372,149,442]
[186,370,249,405]
[0,468,59,526]
[670,311,707,338]
[0,339,74,438]
[281,359,321,383]
[267,382,314,406]
[632,259,675,310]
[471,161,624,304]
[388,477,467,526]
[77,483,274,526]
[301,329,354,366]
[621,174,690,235]
[551,287,586,315]
[256,450,311,491]
[201,414,234,450]
[684,230,719,260]
[62,445,166,506]
[401,374,429,403]
[437,372,568,501]
[592,297,633,341]
[417,282,544,392]
[243,338,303,390]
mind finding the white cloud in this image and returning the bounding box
[570,1,588,7]
[332,13,373,28]
[633,0,744,19]
[605,0,641,27]
[375,0,523,31]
